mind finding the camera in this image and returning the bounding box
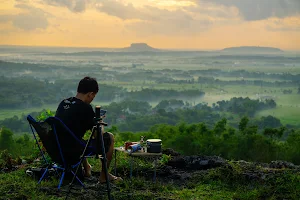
[95,106,107,119]
[100,109,107,116]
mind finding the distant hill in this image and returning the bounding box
[119,43,161,52]
[221,46,283,53]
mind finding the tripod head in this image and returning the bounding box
[94,106,108,126]
[94,106,108,155]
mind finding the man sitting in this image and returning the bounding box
[55,76,122,183]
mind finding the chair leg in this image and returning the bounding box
[58,171,65,190]
[70,170,85,187]
[53,168,60,178]
[38,168,49,184]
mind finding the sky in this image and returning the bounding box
[0,0,300,50]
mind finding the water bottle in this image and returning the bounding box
[127,144,141,153]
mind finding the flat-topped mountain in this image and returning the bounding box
[120,43,160,52]
[222,46,283,53]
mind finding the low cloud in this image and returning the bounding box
[14,0,300,35]
[95,1,156,20]
[95,0,230,36]
[126,18,211,37]
[266,17,300,31]
[43,0,88,12]
[206,0,300,21]
[95,0,235,21]
[0,15,11,23]
[13,4,49,30]
[40,0,300,22]
[0,3,49,31]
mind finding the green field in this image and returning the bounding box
[0,104,57,120]
[141,63,300,74]
[254,94,300,125]
[256,106,300,126]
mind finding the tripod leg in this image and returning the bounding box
[65,127,96,200]
[97,125,112,200]
[114,149,117,176]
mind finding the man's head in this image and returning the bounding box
[77,76,99,104]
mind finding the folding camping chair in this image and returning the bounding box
[27,115,95,190]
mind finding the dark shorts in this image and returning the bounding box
[64,132,112,163]
[88,132,112,154]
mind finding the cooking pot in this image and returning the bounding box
[146,139,162,153]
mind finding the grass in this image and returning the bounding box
[1,142,300,200]
[1,160,299,200]
[0,169,62,200]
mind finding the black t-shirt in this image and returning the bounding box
[55,97,95,161]
[55,97,95,139]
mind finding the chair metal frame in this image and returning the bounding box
[27,115,95,190]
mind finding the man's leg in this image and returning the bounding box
[99,132,122,182]
[83,158,92,177]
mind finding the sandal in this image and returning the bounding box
[100,174,123,183]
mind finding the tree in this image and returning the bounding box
[263,128,278,138]
[285,131,300,164]
[0,127,14,150]
[243,125,258,135]
[263,126,286,139]
[213,118,227,135]
[257,115,282,129]
[37,109,55,121]
[239,116,249,132]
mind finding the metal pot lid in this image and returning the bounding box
[147,139,161,143]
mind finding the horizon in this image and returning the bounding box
[1,43,299,52]
[0,0,299,51]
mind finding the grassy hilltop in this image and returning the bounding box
[1,149,300,200]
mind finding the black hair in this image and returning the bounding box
[77,77,99,94]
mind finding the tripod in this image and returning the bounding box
[65,106,112,200]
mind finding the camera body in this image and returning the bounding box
[100,109,107,117]
[95,106,107,118]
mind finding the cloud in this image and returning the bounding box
[0,15,11,23]
[126,17,211,37]
[0,3,49,31]
[265,17,300,31]
[95,0,232,36]
[205,0,300,21]
[95,1,155,20]
[43,0,88,12]
[41,0,300,22]
[33,0,300,35]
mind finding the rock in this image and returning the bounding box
[162,148,181,156]
[167,155,227,170]
[167,156,186,168]
[269,160,296,169]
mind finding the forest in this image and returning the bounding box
[0,97,284,134]
[0,76,204,109]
